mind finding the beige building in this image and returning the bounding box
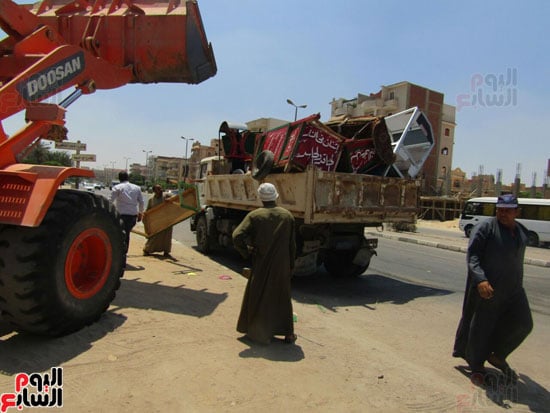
[246,117,287,133]
[330,81,457,195]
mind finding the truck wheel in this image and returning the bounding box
[464,225,473,238]
[196,215,215,253]
[0,190,125,336]
[324,250,370,278]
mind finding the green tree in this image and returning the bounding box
[129,172,144,186]
[44,150,72,166]
[22,142,72,166]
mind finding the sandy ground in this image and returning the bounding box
[1,228,549,412]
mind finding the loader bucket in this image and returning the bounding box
[29,0,217,84]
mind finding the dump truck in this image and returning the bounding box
[0,0,216,335]
[191,107,434,277]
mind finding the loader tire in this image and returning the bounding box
[0,190,125,336]
[323,249,370,278]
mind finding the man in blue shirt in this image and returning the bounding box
[110,171,144,267]
[453,194,533,386]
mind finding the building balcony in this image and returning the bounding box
[383,98,399,109]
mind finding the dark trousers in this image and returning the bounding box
[467,288,533,370]
[120,215,137,264]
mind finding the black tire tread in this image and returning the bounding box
[0,190,125,336]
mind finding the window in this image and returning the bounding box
[445,128,450,136]
[389,91,395,100]
[441,147,449,155]
[521,205,550,221]
[463,202,496,217]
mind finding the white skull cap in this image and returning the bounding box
[258,183,279,202]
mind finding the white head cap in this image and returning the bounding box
[258,183,279,202]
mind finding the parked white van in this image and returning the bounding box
[459,197,550,247]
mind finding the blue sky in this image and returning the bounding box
[3,0,549,185]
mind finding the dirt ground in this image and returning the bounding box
[1,226,549,412]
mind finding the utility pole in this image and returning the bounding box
[142,150,152,184]
[110,161,116,184]
[181,136,195,180]
[513,163,521,197]
[495,169,502,196]
[476,165,484,197]
[530,172,537,198]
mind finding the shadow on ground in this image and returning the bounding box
[112,277,228,318]
[196,247,453,311]
[0,312,126,376]
[237,336,305,362]
[291,270,453,311]
[0,274,227,376]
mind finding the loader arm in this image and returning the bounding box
[0,0,216,226]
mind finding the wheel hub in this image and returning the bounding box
[65,228,112,299]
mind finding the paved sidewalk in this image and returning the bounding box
[366,223,550,268]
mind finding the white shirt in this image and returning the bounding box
[110,181,144,216]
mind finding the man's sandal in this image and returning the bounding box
[284,334,297,344]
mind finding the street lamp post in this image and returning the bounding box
[110,161,116,184]
[142,150,152,184]
[124,156,131,172]
[286,98,307,121]
[181,136,196,180]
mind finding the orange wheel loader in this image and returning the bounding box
[0,0,216,335]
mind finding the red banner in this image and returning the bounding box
[345,139,378,173]
[290,124,342,172]
[261,125,289,162]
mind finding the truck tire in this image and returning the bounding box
[196,215,215,253]
[324,250,370,278]
[0,190,125,336]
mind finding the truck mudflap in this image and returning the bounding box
[352,238,378,266]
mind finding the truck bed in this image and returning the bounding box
[203,167,419,225]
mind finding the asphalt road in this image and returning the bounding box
[98,186,548,316]
[174,220,550,316]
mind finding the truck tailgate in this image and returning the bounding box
[204,167,418,225]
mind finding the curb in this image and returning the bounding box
[366,231,550,268]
